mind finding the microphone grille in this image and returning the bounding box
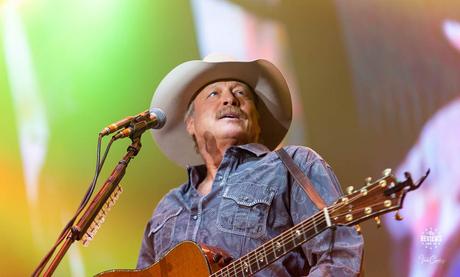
[150,108,167,129]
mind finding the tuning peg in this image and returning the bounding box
[382,168,392,176]
[365,177,372,185]
[354,224,362,235]
[346,186,354,195]
[395,211,403,221]
[374,216,381,228]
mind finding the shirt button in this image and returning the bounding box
[192,215,198,220]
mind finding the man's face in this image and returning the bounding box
[185,80,261,147]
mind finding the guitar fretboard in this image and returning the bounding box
[212,209,330,277]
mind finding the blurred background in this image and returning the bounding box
[1,0,460,276]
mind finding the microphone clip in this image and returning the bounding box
[112,119,154,140]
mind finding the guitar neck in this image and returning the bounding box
[212,209,330,277]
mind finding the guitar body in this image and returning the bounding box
[96,241,214,277]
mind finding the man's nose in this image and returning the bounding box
[222,91,239,106]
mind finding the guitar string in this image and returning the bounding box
[213,180,390,277]
[214,201,385,277]
[212,209,327,277]
[213,181,387,277]
[214,210,328,277]
[216,186,388,275]
[213,207,335,277]
[215,178,394,276]
[217,180,390,277]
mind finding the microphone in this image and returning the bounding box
[100,108,167,138]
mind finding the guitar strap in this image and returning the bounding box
[275,147,365,277]
[275,148,326,210]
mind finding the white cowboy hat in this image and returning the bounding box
[150,55,292,167]
[443,19,460,51]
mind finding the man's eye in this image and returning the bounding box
[208,91,218,97]
[234,90,246,96]
[235,90,253,99]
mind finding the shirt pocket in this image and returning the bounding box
[148,207,183,258]
[217,182,276,239]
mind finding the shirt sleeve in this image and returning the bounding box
[288,147,364,276]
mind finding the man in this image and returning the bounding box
[137,56,363,276]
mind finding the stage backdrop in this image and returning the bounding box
[1,1,460,276]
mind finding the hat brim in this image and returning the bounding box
[151,59,292,167]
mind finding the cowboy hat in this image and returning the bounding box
[150,56,292,167]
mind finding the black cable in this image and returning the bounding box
[327,226,337,264]
[33,135,113,276]
[99,137,115,171]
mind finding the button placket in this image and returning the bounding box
[191,197,204,241]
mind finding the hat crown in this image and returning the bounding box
[203,53,238,62]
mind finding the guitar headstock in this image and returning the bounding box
[330,169,428,228]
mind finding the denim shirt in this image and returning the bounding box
[137,144,363,276]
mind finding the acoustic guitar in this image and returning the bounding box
[96,170,424,277]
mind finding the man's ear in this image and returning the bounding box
[185,116,195,136]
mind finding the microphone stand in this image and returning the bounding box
[41,136,142,276]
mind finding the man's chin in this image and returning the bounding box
[214,130,253,144]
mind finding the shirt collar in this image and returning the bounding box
[234,143,270,157]
[184,143,270,193]
[185,164,206,193]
